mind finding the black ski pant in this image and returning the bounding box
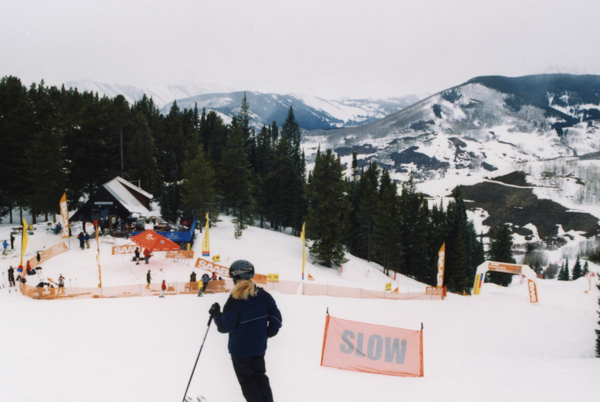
[231,355,274,402]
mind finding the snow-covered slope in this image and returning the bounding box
[0,215,598,401]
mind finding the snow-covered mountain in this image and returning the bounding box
[303,74,600,239]
[64,81,419,130]
[63,80,236,108]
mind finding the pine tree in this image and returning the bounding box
[263,135,296,231]
[355,162,379,261]
[181,146,218,225]
[572,256,583,280]
[126,110,162,194]
[279,107,306,235]
[398,175,430,280]
[558,259,571,281]
[373,169,403,274]
[583,261,589,276]
[219,125,254,237]
[306,148,348,267]
[487,225,515,286]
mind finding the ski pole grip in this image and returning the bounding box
[207,316,213,326]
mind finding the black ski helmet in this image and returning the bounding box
[230,260,254,281]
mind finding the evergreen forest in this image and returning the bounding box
[0,76,507,293]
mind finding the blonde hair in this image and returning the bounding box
[231,279,257,300]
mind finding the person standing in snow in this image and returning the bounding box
[143,248,151,264]
[10,233,15,249]
[77,232,85,250]
[190,271,197,283]
[159,280,166,298]
[146,270,152,289]
[58,274,65,295]
[209,260,282,402]
[2,239,7,255]
[8,266,15,287]
[134,247,140,265]
[84,232,91,249]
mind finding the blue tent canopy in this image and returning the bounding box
[131,219,197,244]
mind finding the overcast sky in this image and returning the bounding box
[2,0,599,99]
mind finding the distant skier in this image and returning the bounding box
[143,248,151,264]
[190,271,197,283]
[10,233,15,249]
[84,232,91,249]
[197,274,211,297]
[58,274,65,295]
[159,280,166,298]
[77,232,85,250]
[8,266,15,287]
[209,260,282,402]
[134,247,140,265]
[2,240,7,255]
[146,270,152,289]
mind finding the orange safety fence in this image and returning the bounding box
[302,283,443,300]
[19,279,441,301]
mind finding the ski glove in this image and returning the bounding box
[209,302,221,318]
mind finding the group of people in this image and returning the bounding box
[134,247,151,265]
[76,231,91,250]
[196,271,219,297]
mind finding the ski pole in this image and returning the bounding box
[182,316,213,402]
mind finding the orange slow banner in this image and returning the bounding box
[321,315,423,377]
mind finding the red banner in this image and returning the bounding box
[321,315,423,377]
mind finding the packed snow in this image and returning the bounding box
[0,215,599,401]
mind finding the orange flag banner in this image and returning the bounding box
[321,315,423,377]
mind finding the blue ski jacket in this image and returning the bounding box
[214,287,282,359]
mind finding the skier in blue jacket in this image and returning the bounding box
[209,260,282,402]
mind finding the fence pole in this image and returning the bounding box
[140,283,142,297]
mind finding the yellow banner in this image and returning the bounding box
[59,192,69,239]
[268,273,279,283]
[201,213,210,257]
[20,217,29,267]
[436,243,445,287]
[195,258,229,278]
[28,242,69,269]
[212,254,220,262]
[385,282,392,291]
